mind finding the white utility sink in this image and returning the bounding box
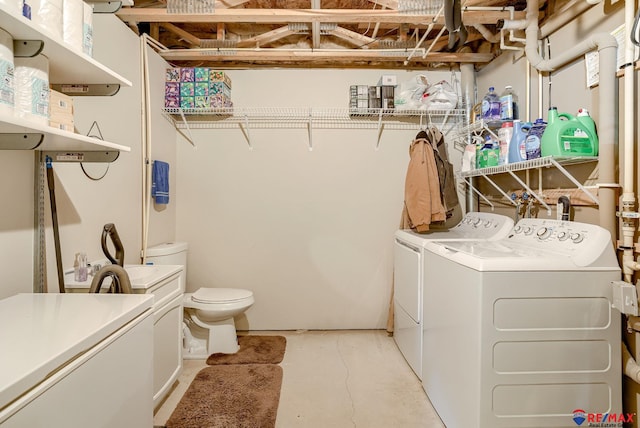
[64,264,183,291]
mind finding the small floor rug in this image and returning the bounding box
[165,364,283,428]
[206,335,286,365]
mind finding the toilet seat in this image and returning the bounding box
[191,287,253,304]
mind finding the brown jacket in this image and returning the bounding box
[404,137,446,232]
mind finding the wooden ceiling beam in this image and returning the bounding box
[214,0,250,8]
[367,0,398,9]
[159,48,493,64]
[116,8,525,25]
[235,26,297,48]
[327,26,378,48]
[159,22,201,46]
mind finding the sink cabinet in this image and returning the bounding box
[65,264,184,409]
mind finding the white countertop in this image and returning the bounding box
[0,293,153,412]
[64,264,183,291]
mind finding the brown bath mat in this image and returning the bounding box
[166,364,282,428]
[206,335,286,365]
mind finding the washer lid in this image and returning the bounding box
[192,287,253,303]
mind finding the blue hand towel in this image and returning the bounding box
[152,160,170,204]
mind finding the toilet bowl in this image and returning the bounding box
[145,242,255,359]
[183,287,254,357]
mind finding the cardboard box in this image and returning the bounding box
[166,68,180,82]
[49,120,74,132]
[164,96,180,108]
[209,81,231,97]
[180,96,195,109]
[180,67,195,82]
[378,74,397,86]
[195,67,210,82]
[49,89,73,116]
[209,93,232,108]
[195,82,209,97]
[179,82,195,97]
[165,82,179,97]
[209,70,232,89]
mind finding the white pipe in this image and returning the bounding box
[524,0,617,241]
[621,0,637,282]
[141,34,154,265]
[623,341,640,383]
[473,24,500,43]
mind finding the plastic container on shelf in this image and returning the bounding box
[540,107,598,157]
[507,120,532,163]
[481,86,500,122]
[525,118,547,160]
[497,121,513,165]
[499,85,518,120]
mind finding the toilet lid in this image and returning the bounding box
[191,287,253,304]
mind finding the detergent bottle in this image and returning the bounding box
[540,107,599,157]
[507,120,532,163]
[525,118,547,160]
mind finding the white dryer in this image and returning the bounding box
[393,212,514,379]
[422,219,622,428]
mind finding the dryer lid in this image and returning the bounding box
[192,287,253,303]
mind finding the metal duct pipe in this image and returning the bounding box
[460,55,477,212]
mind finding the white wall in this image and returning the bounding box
[176,69,458,330]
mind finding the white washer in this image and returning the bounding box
[422,219,622,428]
[393,212,514,379]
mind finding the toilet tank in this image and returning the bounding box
[146,242,188,280]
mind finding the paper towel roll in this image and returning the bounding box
[34,0,64,40]
[14,55,50,126]
[63,0,83,51]
[82,1,93,57]
[0,28,15,116]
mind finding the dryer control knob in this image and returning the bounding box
[523,227,533,235]
[536,227,551,239]
[571,233,584,243]
[557,231,569,241]
[484,221,493,228]
[514,226,522,233]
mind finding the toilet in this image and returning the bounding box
[146,242,254,358]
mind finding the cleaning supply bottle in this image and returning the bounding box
[74,252,88,282]
[499,85,518,120]
[507,120,532,163]
[498,121,513,165]
[525,118,546,160]
[481,87,500,122]
[540,107,599,157]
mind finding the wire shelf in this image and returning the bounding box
[460,156,599,178]
[162,106,466,130]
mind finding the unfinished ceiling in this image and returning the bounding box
[115,0,576,70]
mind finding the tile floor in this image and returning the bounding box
[154,330,445,428]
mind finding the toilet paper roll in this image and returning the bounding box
[63,0,84,51]
[0,28,15,116]
[82,1,93,57]
[14,55,50,126]
[34,0,64,40]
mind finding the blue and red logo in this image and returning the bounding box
[572,408,635,426]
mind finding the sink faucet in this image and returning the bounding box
[89,264,133,294]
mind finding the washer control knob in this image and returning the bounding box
[474,218,483,227]
[514,226,522,234]
[523,227,533,235]
[536,227,551,239]
[484,221,493,228]
[557,231,569,241]
[571,233,584,243]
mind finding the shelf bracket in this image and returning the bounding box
[87,0,122,13]
[42,151,120,163]
[506,169,552,215]
[175,107,197,147]
[50,84,120,97]
[0,133,43,150]
[375,109,385,150]
[13,40,44,58]
[460,175,495,211]
[480,173,518,206]
[547,157,599,205]
[239,114,252,150]
[307,108,313,151]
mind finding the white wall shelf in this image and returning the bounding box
[163,106,466,149]
[0,6,132,155]
[0,7,132,86]
[0,115,131,152]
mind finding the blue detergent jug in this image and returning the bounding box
[507,120,532,163]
